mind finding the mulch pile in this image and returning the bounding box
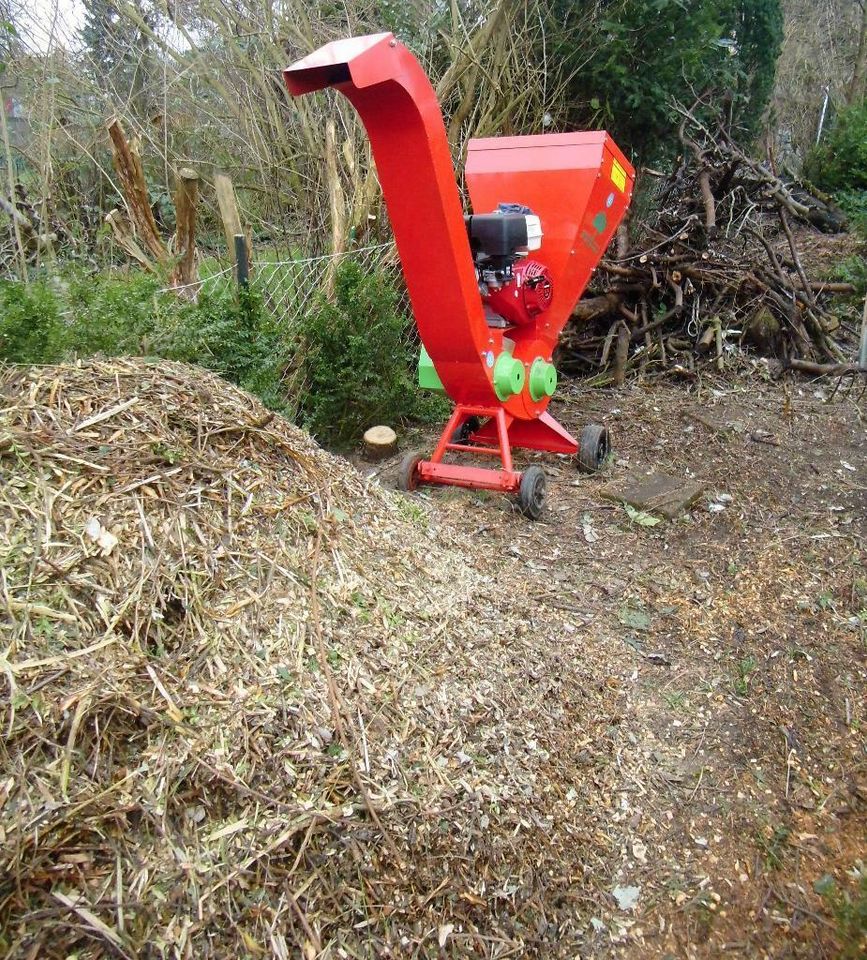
[0,359,628,958]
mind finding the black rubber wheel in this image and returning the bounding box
[518,465,547,520]
[397,452,423,492]
[450,415,482,444]
[577,424,611,474]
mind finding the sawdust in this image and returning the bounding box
[394,370,866,958]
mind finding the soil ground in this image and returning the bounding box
[361,368,866,958]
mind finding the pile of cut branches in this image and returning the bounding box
[559,108,866,383]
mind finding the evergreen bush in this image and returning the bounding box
[0,265,444,446]
[548,0,783,162]
[295,259,447,446]
[804,100,867,196]
[0,279,66,363]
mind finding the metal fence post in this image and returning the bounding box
[234,234,249,289]
[859,297,867,369]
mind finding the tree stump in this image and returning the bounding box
[363,425,397,460]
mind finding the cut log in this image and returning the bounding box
[363,425,398,460]
[696,323,716,353]
[613,321,630,387]
[572,292,627,323]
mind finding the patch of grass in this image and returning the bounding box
[756,822,791,871]
[815,871,867,959]
[732,654,758,697]
[395,497,428,528]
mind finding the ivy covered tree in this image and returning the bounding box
[547,0,783,162]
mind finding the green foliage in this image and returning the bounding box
[0,272,288,414]
[296,259,446,446]
[732,653,758,696]
[831,254,867,299]
[549,0,783,161]
[156,287,290,413]
[814,871,867,959]
[0,280,66,363]
[0,265,444,446]
[65,272,162,355]
[804,101,867,196]
[835,191,867,240]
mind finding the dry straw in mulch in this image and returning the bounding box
[0,359,621,958]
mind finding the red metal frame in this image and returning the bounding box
[284,34,635,499]
[416,405,521,493]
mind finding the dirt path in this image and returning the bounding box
[372,372,866,958]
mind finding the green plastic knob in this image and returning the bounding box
[528,359,558,401]
[493,352,525,401]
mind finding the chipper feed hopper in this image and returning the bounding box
[285,33,634,518]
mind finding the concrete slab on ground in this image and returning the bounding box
[600,472,706,520]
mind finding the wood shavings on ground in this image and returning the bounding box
[0,359,628,958]
[1,359,865,958]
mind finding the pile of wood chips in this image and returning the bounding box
[0,359,622,958]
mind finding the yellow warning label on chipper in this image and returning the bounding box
[611,159,627,192]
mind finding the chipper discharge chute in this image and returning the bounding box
[285,33,634,518]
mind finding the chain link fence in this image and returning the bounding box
[160,241,420,423]
[179,241,408,328]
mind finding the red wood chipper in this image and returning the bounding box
[285,33,634,518]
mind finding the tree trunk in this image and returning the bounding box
[170,168,199,295]
[848,0,867,104]
[107,117,168,265]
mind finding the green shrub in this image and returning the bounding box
[0,279,66,363]
[549,0,783,162]
[804,101,867,195]
[154,286,291,413]
[296,259,445,446]
[831,254,867,300]
[0,265,447,445]
[66,271,161,355]
[835,190,867,239]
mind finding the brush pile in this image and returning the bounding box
[559,110,865,383]
[0,359,623,958]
